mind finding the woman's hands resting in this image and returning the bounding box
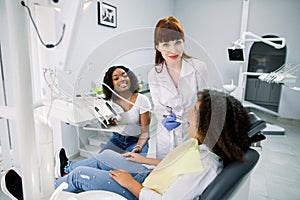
[109,169,136,187]
[122,152,146,163]
[109,152,145,198]
[123,152,161,166]
[109,170,143,198]
[108,152,161,198]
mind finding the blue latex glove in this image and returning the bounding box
[162,112,181,131]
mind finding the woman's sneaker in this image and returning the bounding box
[1,168,23,200]
[55,148,69,178]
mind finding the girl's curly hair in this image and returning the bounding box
[102,66,139,100]
[197,89,251,166]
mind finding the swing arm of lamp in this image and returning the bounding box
[233,31,286,49]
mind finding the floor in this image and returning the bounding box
[1,108,300,199]
[248,109,300,200]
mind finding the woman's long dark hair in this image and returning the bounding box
[102,66,139,100]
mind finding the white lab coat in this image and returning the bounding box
[148,58,208,159]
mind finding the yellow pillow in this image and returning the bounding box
[143,138,203,194]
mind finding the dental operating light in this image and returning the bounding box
[228,31,286,62]
[233,31,286,49]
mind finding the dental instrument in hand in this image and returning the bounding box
[157,100,186,123]
[162,105,185,123]
[162,114,185,123]
[105,102,121,120]
[94,106,108,128]
[162,112,181,131]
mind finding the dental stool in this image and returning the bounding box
[199,112,266,200]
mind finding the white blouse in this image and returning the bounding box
[115,93,151,137]
[139,144,223,200]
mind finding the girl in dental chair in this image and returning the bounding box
[55,65,151,178]
[54,89,251,200]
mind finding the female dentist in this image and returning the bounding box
[148,16,208,159]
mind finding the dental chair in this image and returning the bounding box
[49,112,266,200]
[199,111,266,200]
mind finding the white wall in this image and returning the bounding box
[58,0,174,94]
[174,0,244,85]
[174,0,300,119]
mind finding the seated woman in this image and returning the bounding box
[55,65,151,178]
[99,65,151,154]
[54,89,251,200]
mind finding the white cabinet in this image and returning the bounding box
[78,125,115,158]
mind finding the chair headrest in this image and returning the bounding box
[248,112,267,142]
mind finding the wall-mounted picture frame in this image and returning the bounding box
[97,1,117,28]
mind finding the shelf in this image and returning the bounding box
[88,134,110,147]
[79,144,101,158]
[83,123,126,132]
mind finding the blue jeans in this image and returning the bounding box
[55,150,152,200]
[99,132,148,154]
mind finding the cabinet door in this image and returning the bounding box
[269,83,282,103]
[245,78,257,101]
[255,80,271,102]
